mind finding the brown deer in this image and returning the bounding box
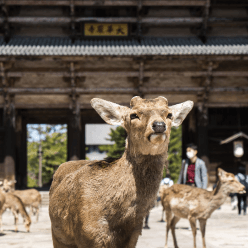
[0,179,42,222]
[0,186,6,232]
[14,189,42,222]
[0,193,31,232]
[161,168,246,248]
[49,96,193,248]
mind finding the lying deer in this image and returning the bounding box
[0,193,31,232]
[161,168,246,248]
[1,179,42,222]
[49,96,193,248]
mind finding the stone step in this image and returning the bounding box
[39,191,50,206]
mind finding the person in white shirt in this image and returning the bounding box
[161,173,174,187]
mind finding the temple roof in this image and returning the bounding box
[1,36,248,56]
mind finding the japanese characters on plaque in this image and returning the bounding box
[84,23,128,36]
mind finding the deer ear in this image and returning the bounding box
[0,181,3,186]
[169,101,194,127]
[91,98,129,127]
[218,168,226,180]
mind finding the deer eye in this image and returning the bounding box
[167,113,172,119]
[130,114,139,120]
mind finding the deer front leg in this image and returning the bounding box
[189,217,197,248]
[0,212,2,233]
[199,219,207,248]
[171,216,180,248]
[164,210,172,248]
[126,222,143,248]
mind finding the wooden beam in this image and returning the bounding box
[2,87,248,95]
[0,17,204,25]
[1,16,247,26]
[5,102,248,110]
[6,71,248,78]
[5,1,207,7]
[1,55,248,62]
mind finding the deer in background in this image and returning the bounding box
[49,96,193,248]
[161,168,246,248]
[0,185,6,232]
[0,193,31,232]
[0,179,42,222]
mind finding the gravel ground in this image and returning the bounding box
[0,203,247,248]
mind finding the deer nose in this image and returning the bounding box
[152,121,166,133]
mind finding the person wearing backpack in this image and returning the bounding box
[235,166,248,215]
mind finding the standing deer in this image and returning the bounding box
[0,185,6,232]
[0,179,42,222]
[161,168,246,248]
[0,193,31,232]
[13,189,42,222]
[49,96,193,248]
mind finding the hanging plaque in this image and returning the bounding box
[84,23,128,37]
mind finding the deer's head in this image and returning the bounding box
[218,168,246,194]
[24,216,31,232]
[0,179,16,193]
[91,96,193,156]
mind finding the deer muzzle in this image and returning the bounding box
[152,121,166,133]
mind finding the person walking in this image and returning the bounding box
[235,166,248,215]
[178,143,208,189]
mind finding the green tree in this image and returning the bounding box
[27,124,67,187]
[166,126,182,183]
[99,125,182,183]
[99,126,126,159]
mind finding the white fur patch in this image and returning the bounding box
[150,134,166,143]
[188,200,198,210]
[170,198,180,207]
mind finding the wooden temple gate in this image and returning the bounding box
[0,0,248,188]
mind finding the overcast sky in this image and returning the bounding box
[28,124,117,145]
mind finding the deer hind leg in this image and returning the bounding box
[164,210,173,248]
[171,216,181,248]
[12,210,19,232]
[36,207,39,222]
[189,217,197,248]
[29,206,33,217]
[199,219,207,248]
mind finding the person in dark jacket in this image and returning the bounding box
[178,143,208,189]
[235,166,248,215]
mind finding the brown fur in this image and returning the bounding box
[0,179,42,222]
[0,193,32,232]
[14,189,42,222]
[49,96,193,248]
[161,168,246,248]
[0,189,6,232]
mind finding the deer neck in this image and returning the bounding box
[209,181,229,211]
[124,148,167,196]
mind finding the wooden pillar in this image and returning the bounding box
[197,105,209,170]
[81,122,86,160]
[182,107,197,159]
[3,107,16,182]
[68,105,81,161]
[15,115,27,189]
